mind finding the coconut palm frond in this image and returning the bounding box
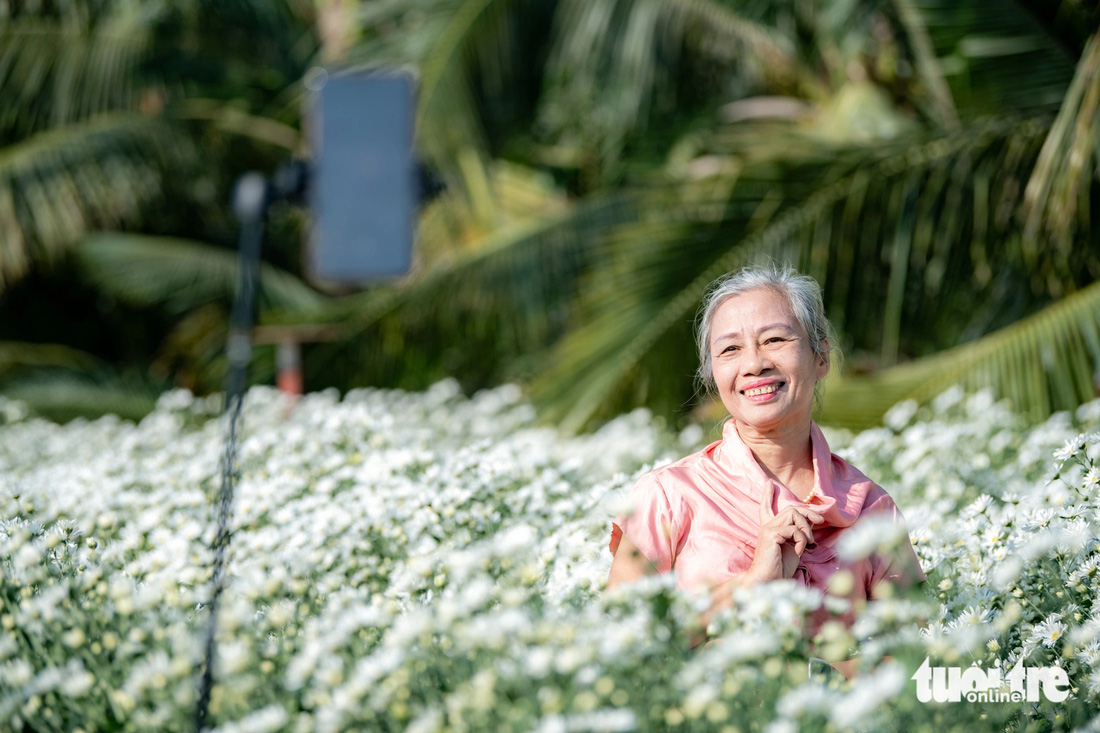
[817,278,1100,428]
[0,115,189,289]
[1022,31,1100,263]
[0,341,104,380]
[353,0,468,66]
[1006,0,1100,60]
[176,99,301,151]
[295,193,642,391]
[413,0,521,225]
[413,159,569,263]
[890,0,959,129]
[407,0,812,213]
[0,340,157,423]
[1,371,162,423]
[537,0,812,182]
[77,233,324,315]
[531,116,1099,431]
[0,16,153,140]
[910,0,1079,117]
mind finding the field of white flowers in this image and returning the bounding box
[1,380,1099,732]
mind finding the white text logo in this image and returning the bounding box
[911,657,1069,703]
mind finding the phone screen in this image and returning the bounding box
[307,69,415,287]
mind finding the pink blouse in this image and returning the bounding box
[610,420,925,626]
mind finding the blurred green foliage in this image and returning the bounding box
[0,0,1098,428]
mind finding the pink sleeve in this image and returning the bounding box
[864,493,926,598]
[608,472,678,573]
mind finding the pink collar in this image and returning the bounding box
[711,419,875,531]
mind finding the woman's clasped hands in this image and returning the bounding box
[743,486,824,583]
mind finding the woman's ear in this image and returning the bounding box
[816,339,830,378]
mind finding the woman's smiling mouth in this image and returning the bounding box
[741,381,784,398]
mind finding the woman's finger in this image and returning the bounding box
[783,505,825,524]
[770,506,821,532]
[772,524,811,555]
[763,521,809,545]
[769,510,811,537]
[790,514,815,546]
[770,505,823,527]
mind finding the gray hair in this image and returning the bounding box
[695,265,839,393]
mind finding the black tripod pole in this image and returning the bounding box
[195,172,270,732]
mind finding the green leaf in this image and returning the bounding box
[296,193,642,391]
[77,233,324,314]
[1022,31,1100,257]
[537,0,814,179]
[817,278,1100,428]
[530,117,1097,431]
[0,114,188,288]
[0,341,104,380]
[910,0,1079,117]
[0,14,152,140]
[1,371,160,423]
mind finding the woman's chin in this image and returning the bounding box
[727,402,811,434]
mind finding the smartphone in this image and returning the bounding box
[306,68,416,288]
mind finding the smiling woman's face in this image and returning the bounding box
[709,287,828,436]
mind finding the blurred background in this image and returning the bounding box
[1,0,1098,432]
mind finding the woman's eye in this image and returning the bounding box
[720,345,738,354]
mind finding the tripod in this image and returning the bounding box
[194,161,307,732]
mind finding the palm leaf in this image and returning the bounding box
[0,114,189,288]
[0,335,160,425]
[910,0,1079,117]
[816,278,1100,428]
[537,0,813,180]
[995,0,1099,61]
[77,233,324,314]
[0,14,152,141]
[176,99,301,151]
[292,193,643,391]
[371,0,812,215]
[413,0,517,225]
[1,371,161,423]
[1022,31,1100,258]
[530,175,857,432]
[0,0,314,136]
[890,0,959,129]
[413,159,569,263]
[0,341,104,380]
[530,115,1098,431]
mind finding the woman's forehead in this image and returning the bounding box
[711,288,800,337]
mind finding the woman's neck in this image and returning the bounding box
[735,420,816,501]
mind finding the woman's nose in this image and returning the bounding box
[741,344,771,375]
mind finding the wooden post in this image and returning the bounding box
[252,324,345,396]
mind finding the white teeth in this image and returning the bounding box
[744,384,780,397]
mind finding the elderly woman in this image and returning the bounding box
[606,265,924,636]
